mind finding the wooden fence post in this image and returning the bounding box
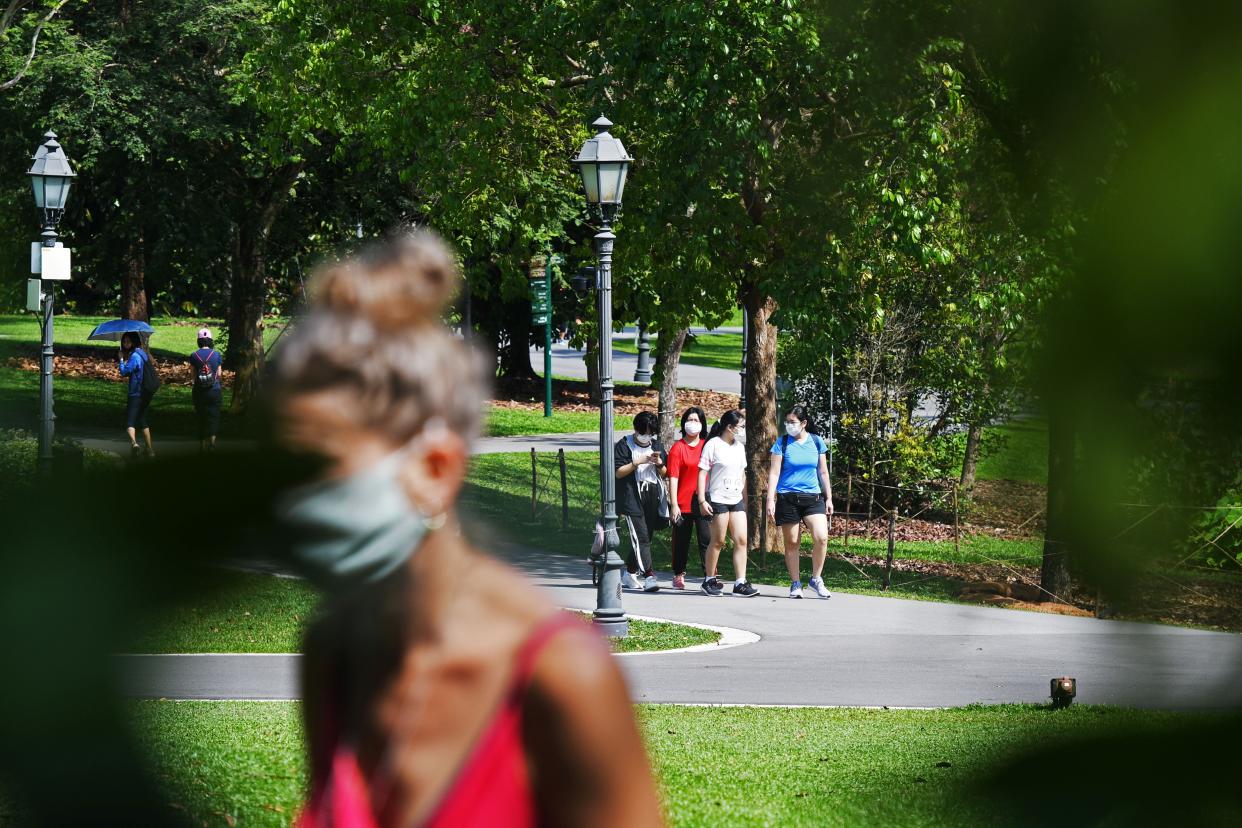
[844,474,852,550]
[953,483,960,554]
[530,447,537,517]
[558,448,569,530]
[882,509,895,591]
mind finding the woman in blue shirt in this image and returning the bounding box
[118,331,156,459]
[766,405,833,599]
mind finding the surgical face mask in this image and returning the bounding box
[785,422,803,438]
[634,433,653,447]
[274,445,435,592]
[683,421,702,437]
[734,424,746,443]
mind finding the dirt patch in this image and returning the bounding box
[964,479,1046,536]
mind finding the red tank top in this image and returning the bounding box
[297,613,587,828]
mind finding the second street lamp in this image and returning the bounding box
[574,115,633,638]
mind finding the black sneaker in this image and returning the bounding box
[732,581,760,597]
[700,577,723,597]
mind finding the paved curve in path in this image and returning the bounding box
[122,547,1242,710]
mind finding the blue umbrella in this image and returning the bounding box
[87,319,155,342]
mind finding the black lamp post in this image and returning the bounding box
[574,115,633,638]
[28,131,76,476]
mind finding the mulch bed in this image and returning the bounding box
[6,347,234,389]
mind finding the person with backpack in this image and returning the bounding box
[118,331,158,459]
[766,404,834,599]
[697,409,759,597]
[615,410,668,592]
[189,328,223,453]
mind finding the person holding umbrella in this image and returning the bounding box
[118,331,156,459]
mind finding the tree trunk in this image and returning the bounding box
[121,238,148,322]
[498,297,538,380]
[959,421,983,492]
[227,222,266,413]
[224,161,308,412]
[1040,405,1074,599]
[585,335,601,406]
[744,284,779,553]
[656,327,689,445]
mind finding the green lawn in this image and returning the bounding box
[483,406,602,437]
[615,332,743,372]
[132,571,717,654]
[0,313,288,359]
[127,700,1197,827]
[976,418,1047,484]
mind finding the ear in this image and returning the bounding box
[398,430,468,517]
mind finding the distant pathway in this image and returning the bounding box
[121,546,1242,709]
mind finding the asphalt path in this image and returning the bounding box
[121,546,1242,710]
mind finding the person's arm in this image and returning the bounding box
[615,439,637,480]
[667,447,682,524]
[525,627,664,828]
[118,353,137,376]
[696,465,713,516]
[818,453,833,513]
[767,448,782,520]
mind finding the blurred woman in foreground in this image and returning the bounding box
[271,230,662,828]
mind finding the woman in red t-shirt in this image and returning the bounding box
[665,406,712,590]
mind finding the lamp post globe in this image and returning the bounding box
[575,116,633,638]
[28,130,76,247]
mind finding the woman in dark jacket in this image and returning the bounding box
[614,410,668,592]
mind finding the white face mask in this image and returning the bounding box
[634,433,653,447]
[683,421,702,437]
[785,422,803,438]
[734,425,746,443]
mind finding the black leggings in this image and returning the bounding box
[622,482,665,575]
[671,499,710,576]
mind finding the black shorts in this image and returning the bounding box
[125,393,153,429]
[775,491,826,526]
[707,499,745,514]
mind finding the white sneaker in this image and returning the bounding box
[643,575,661,593]
[622,572,642,590]
[789,580,804,599]
[809,577,831,599]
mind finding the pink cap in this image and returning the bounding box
[197,328,212,340]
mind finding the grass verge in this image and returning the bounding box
[462,451,1040,605]
[615,332,743,372]
[128,700,1192,827]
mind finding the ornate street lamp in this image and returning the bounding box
[28,131,76,476]
[574,116,633,638]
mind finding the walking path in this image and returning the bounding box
[531,338,741,394]
[121,545,1242,710]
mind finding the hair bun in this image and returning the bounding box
[315,229,459,329]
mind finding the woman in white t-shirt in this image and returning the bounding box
[696,409,759,597]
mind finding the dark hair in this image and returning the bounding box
[632,411,658,436]
[707,408,743,441]
[680,406,707,436]
[120,332,142,352]
[785,404,816,434]
[197,336,214,349]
